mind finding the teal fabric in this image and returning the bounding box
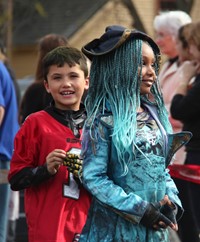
[79,105,186,242]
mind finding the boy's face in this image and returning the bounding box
[44,63,89,110]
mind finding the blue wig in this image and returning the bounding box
[85,37,172,172]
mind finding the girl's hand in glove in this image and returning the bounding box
[161,195,178,231]
[141,195,178,231]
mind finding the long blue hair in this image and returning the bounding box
[85,37,172,172]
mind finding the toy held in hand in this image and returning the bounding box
[64,152,83,178]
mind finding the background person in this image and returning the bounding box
[170,21,200,242]
[19,33,69,124]
[0,43,19,242]
[153,10,192,165]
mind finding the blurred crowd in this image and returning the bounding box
[1,8,200,242]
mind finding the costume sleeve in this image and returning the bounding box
[81,119,148,223]
[165,168,183,220]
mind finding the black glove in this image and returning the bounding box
[140,202,172,229]
[63,152,82,179]
[161,204,177,224]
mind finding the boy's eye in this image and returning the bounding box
[70,74,79,78]
[53,76,61,80]
[52,75,61,80]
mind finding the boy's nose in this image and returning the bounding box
[63,78,71,86]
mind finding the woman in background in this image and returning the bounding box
[171,21,200,242]
[153,10,192,165]
[19,33,69,124]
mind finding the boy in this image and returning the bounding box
[8,46,91,242]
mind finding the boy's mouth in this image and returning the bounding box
[60,91,74,96]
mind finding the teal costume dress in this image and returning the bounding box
[79,103,190,242]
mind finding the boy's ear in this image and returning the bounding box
[85,76,89,90]
[44,80,50,93]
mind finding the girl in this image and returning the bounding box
[79,25,191,242]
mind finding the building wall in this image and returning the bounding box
[132,0,156,37]
[190,0,200,20]
[12,46,37,80]
[69,0,200,49]
[68,0,134,50]
[11,0,200,79]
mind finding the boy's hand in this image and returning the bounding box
[64,153,82,178]
[46,149,66,175]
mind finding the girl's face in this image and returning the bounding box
[139,42,157,95]
[44,63,89,110]
[176,38,191,63]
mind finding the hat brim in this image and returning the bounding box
[82,26,160,60]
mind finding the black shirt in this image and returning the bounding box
[171,74,200,151]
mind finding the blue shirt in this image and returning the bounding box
[0,61,19,161]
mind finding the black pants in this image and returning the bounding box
[175,151,200,242]
[7,220,16,242]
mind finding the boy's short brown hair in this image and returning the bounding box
[43,46,88,81]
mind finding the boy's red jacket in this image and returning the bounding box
[8,111,91,242]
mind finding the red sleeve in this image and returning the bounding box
[8,117,39,180]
